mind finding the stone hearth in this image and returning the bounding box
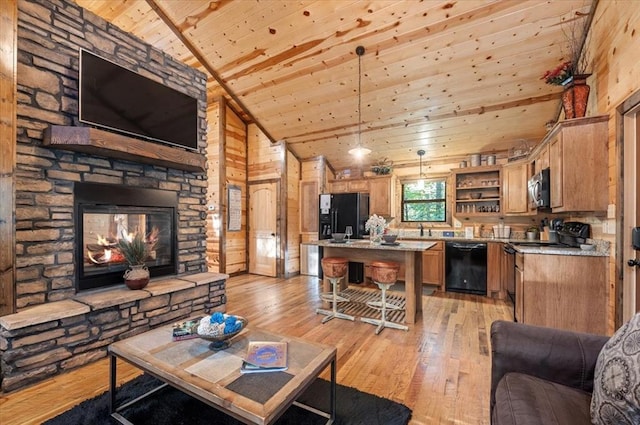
[0,272,227,392]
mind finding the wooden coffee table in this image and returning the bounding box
[108,323,337,425]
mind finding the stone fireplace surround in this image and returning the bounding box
[0,0,227,392]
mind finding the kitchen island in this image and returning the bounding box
[304,239,437,324]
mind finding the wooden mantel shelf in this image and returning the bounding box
[43,126,206,173]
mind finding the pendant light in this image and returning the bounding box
[348,46,372,158]
[416,149,425,189]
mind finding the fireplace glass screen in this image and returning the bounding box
[78,206,176,291]
[75,182,178,291]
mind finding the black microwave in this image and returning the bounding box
[528,168,550,208]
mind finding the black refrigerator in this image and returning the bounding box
[318,192,369,239]
[318,192,369,283]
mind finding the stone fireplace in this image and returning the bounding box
[75,182,178,291]
[0,0,227,393]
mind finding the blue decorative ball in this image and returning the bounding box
[209,312,225,324]
[223,315,241,334]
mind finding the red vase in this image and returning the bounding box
[561,74,591,119]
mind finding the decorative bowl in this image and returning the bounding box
[197,314,248,351]
[331,233,346,242]
[580,244,596,251]
[470,193,482,199]
[382,234,398,243]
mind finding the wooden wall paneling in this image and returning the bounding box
[324,163,334,194]
[300,157,325,181]
[0,0,17,315]
[299,157,326,243]
[588,3,640,330]
[247,126,282,182]
[286,151,300,276]
[206,99,221,272]
[279,156,286,278]
[224,105,248,274]
[299,181,319,234]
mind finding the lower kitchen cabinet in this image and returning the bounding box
[517,253,608,335]
[422,241,444,289]
[487,242,504,297]
[396,240,444,289]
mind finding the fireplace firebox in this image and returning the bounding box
[75,182,178,291]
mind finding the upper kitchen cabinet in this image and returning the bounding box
[546,116,609,212]
[531,143,550,175]
[453,166,502,216]
[502,161,533,215]
[369,175,397,218]
[328,178,369,193]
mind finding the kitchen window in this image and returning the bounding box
[401,179,447,222]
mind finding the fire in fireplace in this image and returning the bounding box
[75,182,178,291]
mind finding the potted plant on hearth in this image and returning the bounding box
[116,228,158,290]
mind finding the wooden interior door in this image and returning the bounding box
[249,182,278,277]
[623,101,640,320]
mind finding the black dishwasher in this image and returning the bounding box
[445,242,487,295]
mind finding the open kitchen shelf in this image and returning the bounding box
[452,166,502,216]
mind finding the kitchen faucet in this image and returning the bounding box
[419,223,424,237]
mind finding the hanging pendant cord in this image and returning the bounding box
[358,49,362,147]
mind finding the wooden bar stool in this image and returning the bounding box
[316,257,355,323]
[361,261,408,334]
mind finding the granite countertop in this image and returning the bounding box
[387,235,610,257]
[509,245,608,257]
[305,235,609,257]
[304,239,437,251]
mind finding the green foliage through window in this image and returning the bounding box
[402,180,446,222]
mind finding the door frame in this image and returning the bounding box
[616,89,640,325]
[248,179,282,277]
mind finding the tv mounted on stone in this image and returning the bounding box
[79,49,198,151]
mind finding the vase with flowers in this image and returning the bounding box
[365,214,387,244]
[541,18,591,119]
[541,61,590,119]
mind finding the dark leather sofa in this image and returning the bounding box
[490,320,609,425]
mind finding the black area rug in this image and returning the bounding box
[44,374,412,425]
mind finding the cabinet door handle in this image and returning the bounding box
[628,259,640,267]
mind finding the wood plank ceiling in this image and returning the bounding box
[75,0,594,172]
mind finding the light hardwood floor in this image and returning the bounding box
[0,274,513,424]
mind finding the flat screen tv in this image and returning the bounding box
[79,49,198,151]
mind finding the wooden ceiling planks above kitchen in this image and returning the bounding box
[76,0,594,171]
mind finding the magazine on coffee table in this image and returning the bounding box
[172,317,202,341]
[240,341,288,373]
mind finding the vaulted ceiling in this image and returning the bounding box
[76,0,595,171]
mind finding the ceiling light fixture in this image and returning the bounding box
[348,45,372,159]
[416,149,426,189]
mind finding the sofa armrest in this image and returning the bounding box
[490,320,609,410]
